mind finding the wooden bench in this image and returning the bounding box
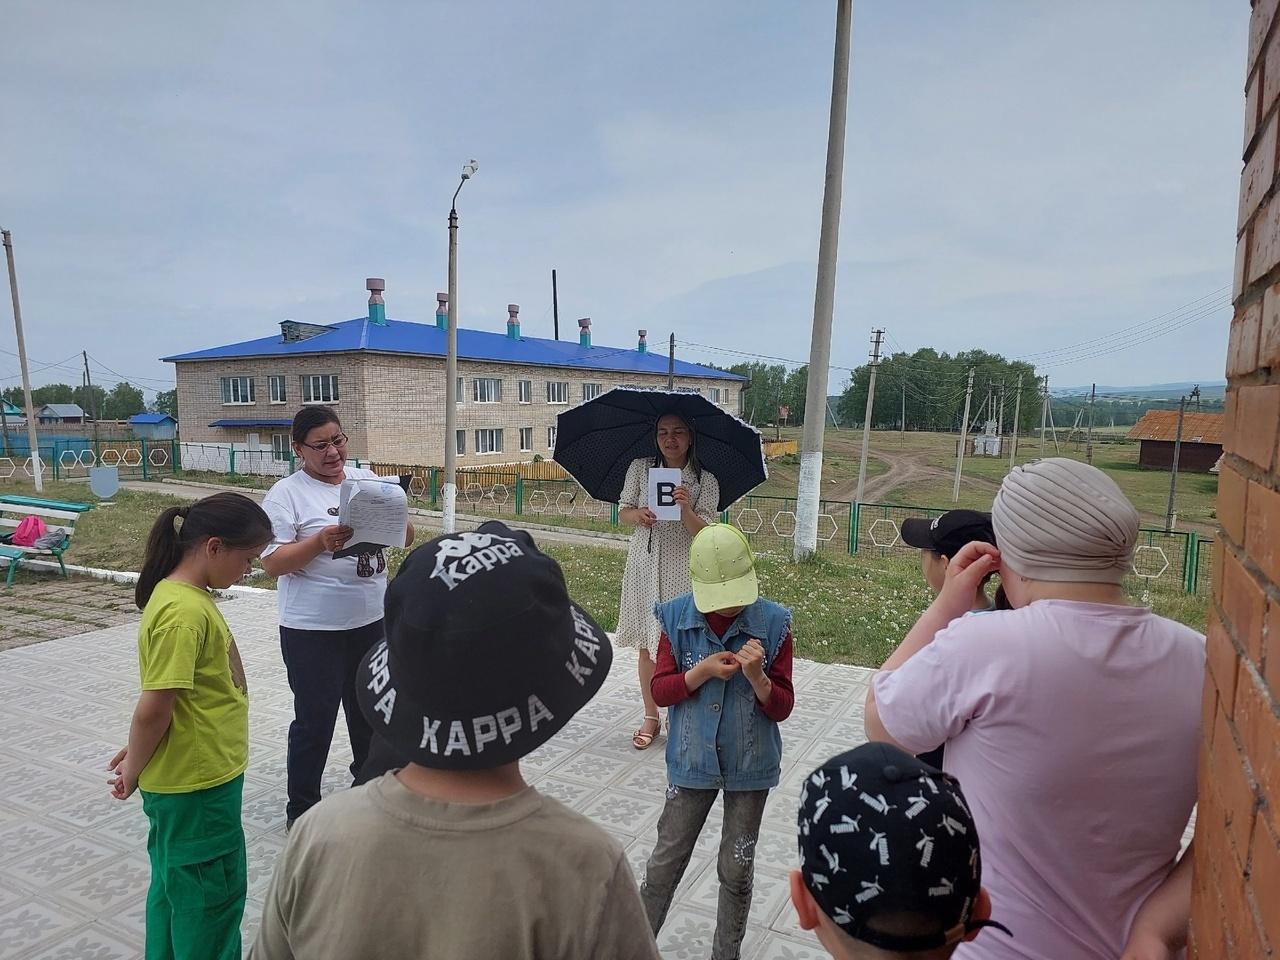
[0,498,91,585]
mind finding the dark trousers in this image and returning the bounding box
[641,786,769,960]
[279,620,382,823]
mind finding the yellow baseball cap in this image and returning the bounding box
[690,523,759,613]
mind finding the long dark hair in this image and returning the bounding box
[652,412,702,480]
[292,406,341,445]
[136,493,274,609]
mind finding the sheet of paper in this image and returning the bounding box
[647,467,683,522]
[334,478,409,558]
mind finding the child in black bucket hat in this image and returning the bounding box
[790,743,1011,959]
[251,521,660,960]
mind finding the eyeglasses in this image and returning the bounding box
[299,433,348,453]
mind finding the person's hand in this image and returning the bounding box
[317,525,354,553]
[636,508,658,529]
[672,485,692,510]
[697,652,741,683]
[734,638,767,681]
[107,747,137,800]
[935,541,1001,621]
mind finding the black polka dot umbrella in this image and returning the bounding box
[553,388,768,512]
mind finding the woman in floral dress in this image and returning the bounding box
[616,413,720,748]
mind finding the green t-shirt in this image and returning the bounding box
[137,579,249,794]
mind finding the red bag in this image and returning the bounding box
[11,515,47,547]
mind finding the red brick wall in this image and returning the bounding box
[1190,2,1280,955]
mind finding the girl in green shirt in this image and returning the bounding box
[108,492,273,960]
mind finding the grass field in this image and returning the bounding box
[0,471,1208,665]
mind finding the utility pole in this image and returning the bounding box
[83,351,100,447]
[854,328,883,505]
[667,333,675,390]
[1,230,43,491]
[998,381,1006,437]
[443,159,479,534]
[551,269,560,340]
[953,367,975,502]
[1008,374,1023,470]
[1039,376,1048,452]
[900,375,906,441]
[1165,385,1200,532]
[1085,383,1097,464]
[795,0,852,561]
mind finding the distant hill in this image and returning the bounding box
[1054,380,1226,401]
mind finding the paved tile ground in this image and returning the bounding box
[0,592,861,960]
[0,593,1196,960]
[0,576,138,652]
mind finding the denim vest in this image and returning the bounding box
[655,593,791,791]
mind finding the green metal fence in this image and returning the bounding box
[0,439,181,482]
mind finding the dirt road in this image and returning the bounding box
[825,447,1002,504]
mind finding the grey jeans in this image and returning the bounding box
[641,785,770,960]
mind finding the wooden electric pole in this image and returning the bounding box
[1008,374,1023,470]
[667,333,675,390]
[854,328,883,505]
[1165,385,1200,532]
[953,367,975,502]
[1085,383,1097,464]
[551,269,560,340]
[1,230,43,491]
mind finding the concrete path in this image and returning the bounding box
[0,594,862,959]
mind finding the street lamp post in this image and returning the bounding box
[443,159,478,534]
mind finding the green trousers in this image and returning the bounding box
[141,774,247,960]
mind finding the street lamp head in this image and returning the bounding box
[461,159,479,180]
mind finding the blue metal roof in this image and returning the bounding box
[163,318,744,381]
[130,413,176,425]
[208,418,294,428]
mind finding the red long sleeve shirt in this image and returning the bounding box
[651,611,795,722]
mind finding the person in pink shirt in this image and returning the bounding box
[863,459,1204,960]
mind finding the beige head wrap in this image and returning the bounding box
[992,458,1138,584]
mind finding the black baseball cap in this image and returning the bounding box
[796,743,1012,953]
[901,510,996,559]
[355,521,611,770]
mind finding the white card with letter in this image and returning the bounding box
[647,467,683,522]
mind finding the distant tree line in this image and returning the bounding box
[1,381,150,421]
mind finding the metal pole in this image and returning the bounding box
[1,230,43,491]
[552,269,560,340]
[1039,376,1048,452]
[1085,383,1097,464]
[443,190,463,532]
[1165,386,1198,532]
[900,374,905,441]
[1008,374,1022,470]
[952,367,975,502]
[667,333,675,390]
[854,328,882,505]
[795,0,853,561]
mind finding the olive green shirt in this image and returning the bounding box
[251,774,660,960]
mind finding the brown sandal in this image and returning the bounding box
[632,715,661,750]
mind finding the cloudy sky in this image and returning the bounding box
[0,1,1247,400]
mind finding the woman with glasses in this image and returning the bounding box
[260,406,414,829]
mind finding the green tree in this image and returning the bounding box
[154,389,178,418]
[102,382,146,420]
[73,385,106,420]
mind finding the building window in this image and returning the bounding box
[708,387,723,404]
[220,377,255,405]
[519,427,533,451]
[455,430,465,455]
[547,425,557,450]
[269,375,287,404]
[301,374,339,404]
[472,378,502,403]
[271,433,291,462]
[456,377,465,404]
[582,382,604,402]
[518,380,532,404]
[475,429,504,455]
[546,381,570,405]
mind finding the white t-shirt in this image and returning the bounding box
[263,465,389,631]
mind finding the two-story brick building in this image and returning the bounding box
[164,279,745,470]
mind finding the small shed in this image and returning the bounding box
[38,403,86,425]
[1127,410,1224,473]
[130,412,178,441]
